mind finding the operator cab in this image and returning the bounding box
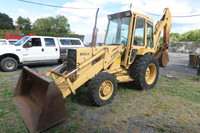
[104,11,155,67]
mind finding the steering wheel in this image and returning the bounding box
[120,36,127,46]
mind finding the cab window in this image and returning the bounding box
[134,17,145,46]
[45,38,56,46]
[147,21,153,47]
[60,39,71,45]
[24,38,41,48]
[0,41,7,46]
[71,40,81,45]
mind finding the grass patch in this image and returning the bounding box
[0,89,14,99]
[157,126,166,132]
[0,100,28,133]
[193,76,200,81]
[68,124,80,133]
[158,77,200,102]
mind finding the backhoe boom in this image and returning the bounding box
[153,8,172,67]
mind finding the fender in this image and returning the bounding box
[0,46,23,62]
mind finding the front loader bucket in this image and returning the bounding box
[158,50,170,67]
[13,66,66,133]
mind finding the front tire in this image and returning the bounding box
[130,54,159,90]
[0,57,18,72]
[88,72,117,106]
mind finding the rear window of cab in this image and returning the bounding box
[60,39,81,45]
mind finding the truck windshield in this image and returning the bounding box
[105,17,130,46]
[15,36,29,46]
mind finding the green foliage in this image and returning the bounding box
[171,29,200,42]
[0,13,15,29]
[68,124,79,133]
[170,33,181,42]
[32,15,71,36]
[135,36,143,41]
[193,76,200,81]
[68,33,85,41]
[159,37,163,43]
[0,12,83,39]
[16,16,32,34]
[0,29,22,39]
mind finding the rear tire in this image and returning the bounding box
[130,54,159,90]
[88,72,117,106]
[0,57,18,72]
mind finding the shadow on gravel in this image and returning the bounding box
[70,86,94,107]
[118,82,141,91]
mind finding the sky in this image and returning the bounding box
[1,0,200,43]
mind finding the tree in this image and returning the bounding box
[0,13,15,29]
[32,15,71,36]
[170,33,181,42]
[16,16,31,32]
[0,29,22,38]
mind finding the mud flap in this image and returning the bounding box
[158,50,170,67]
[13,66,66,133]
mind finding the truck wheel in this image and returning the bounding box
[88,72,117,106]
[0,57,18,72]
[130,54,159,90]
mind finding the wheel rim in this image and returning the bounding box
[145,63,157,85]
[99,80,114,100]
[5,60,15,70]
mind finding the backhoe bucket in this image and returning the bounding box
[13,66,66,133]
[158,50,169,67]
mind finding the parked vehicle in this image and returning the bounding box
[0,36,84,72]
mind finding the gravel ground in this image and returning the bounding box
[160,52,197,78]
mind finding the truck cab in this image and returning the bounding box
[14,36,60,62]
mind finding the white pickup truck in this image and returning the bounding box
[0,36,84,72]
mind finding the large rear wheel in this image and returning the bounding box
[88,72,117,106]
[130,54,159,90]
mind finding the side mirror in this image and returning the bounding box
[23,44,27,48]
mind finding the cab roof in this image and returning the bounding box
[108,10,154,23]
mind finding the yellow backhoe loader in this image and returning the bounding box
[13,8,171,132]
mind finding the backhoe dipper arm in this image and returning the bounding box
[153,8,172,67]
[153,8,171,57]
